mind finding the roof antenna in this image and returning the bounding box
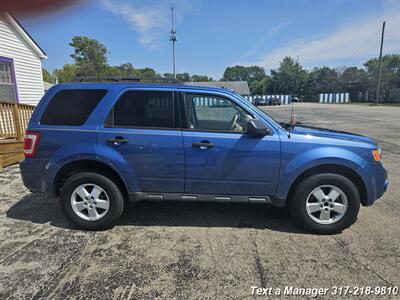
[287,96,297,138]
[290,98,296,125]
[170,6,177,80]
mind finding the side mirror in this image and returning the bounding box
[247,119,270,136]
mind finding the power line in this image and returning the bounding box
[344,27,381,62]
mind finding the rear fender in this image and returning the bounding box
[46,143,138,194]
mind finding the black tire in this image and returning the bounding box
[289,173,360,234]
[60,172,124,230]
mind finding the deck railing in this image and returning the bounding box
[0,101,35,141]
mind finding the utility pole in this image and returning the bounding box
[170,6,177,79]
[376,21,385,105]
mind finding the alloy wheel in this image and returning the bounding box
[305,185,348,225]
[71,183,110,221]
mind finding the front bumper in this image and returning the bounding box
[358,162,388,206]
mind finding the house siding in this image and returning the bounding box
[0,16,44,106]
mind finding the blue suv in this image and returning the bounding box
[20,83,388,233]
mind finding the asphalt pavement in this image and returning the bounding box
[0,103,399,299]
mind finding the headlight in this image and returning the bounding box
[372,148,381,162]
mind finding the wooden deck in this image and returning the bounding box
[0,101,35,170]
[0,140,23,171]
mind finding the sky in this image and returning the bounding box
[17,0,400,79]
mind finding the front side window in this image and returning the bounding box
[107,91,174,129]
[183,93,252,133]
[0,61,16,103]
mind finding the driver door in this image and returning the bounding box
[180,91,281,196]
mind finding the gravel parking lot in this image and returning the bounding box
[0,103,399,299]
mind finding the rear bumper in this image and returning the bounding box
[358,162,388,206]
[20,159,42,192]
[20,158,58,195]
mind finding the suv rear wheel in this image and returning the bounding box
[60,172,124,230]
[289,173,360,234]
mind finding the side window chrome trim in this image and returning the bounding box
[98,129,182,136]
[181,128,245,135]
[101,126,181,132]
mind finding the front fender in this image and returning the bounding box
[276,146,368,200]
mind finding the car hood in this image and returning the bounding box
[290,124,377,146]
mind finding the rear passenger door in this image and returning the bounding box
[97,89,185,193]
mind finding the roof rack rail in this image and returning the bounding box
[75,76,141,82]
[74,77,184,84]
[133,78,183,84]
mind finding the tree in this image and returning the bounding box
[250,76,272,95]
[70,36,108,77]
[53,64,76,83]
[339,67,369,99]
[222,65,247,81]
[271,57,308,96]
[42,68,54,83]
[116,63,136,76]
[163,73,174,80]
[222,65,265,82]
[136,68,161,81]
[364,54,400,102]
[222,65,266,94]
[104,63,138,77]
[308,66,339,94]
[176,72,191,82]
[247,66,266,82]
[191,74,213,82]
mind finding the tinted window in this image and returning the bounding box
[184,93,252,133]
[40,89,107,126]
[109,91,174,129]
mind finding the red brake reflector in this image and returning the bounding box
[24,131,40,157]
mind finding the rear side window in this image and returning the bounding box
[106,91,174,129]
[40,89,107,126]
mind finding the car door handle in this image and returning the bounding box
[107,137,128,144]
[192,141,215,149]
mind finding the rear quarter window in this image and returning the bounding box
[40,89,107,126]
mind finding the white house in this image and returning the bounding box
[0,13,47,106]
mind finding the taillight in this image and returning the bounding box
[24,131,40,158]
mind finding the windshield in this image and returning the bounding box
[234,94,284,130]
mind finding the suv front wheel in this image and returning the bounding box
[60,172,124,230]
[289,173,360,234]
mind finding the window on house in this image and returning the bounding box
[0,61,16,103]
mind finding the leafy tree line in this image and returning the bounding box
[43,36,400,102]
[222,56,400,102]
[43,36,213,84]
